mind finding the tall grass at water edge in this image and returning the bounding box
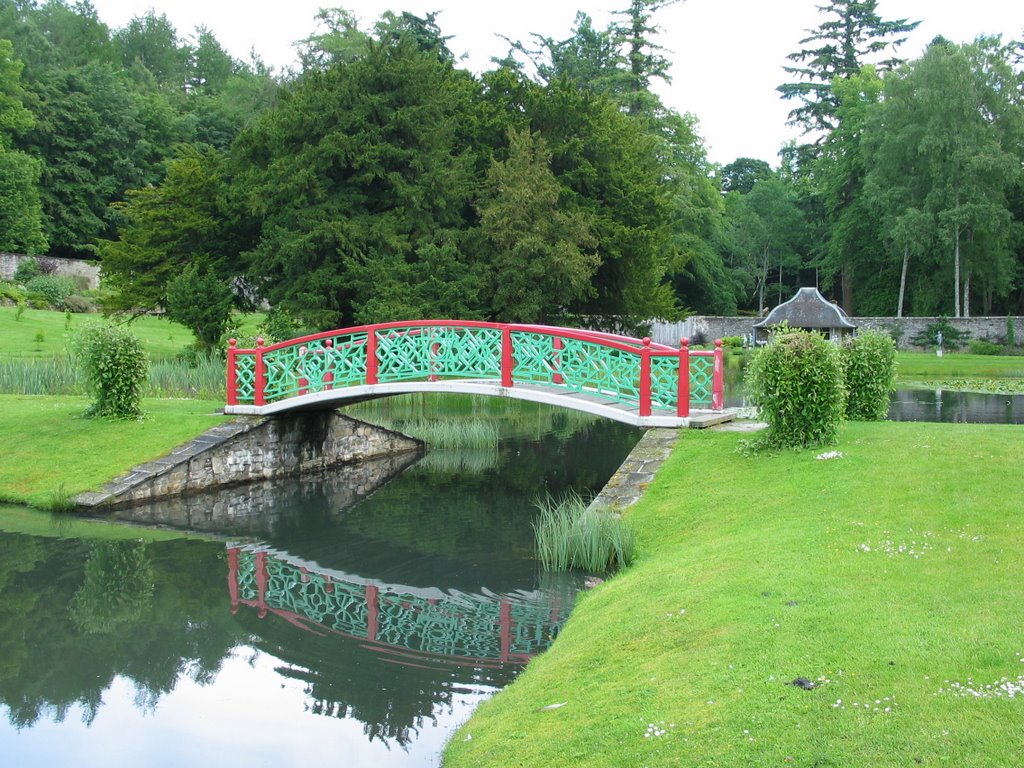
[533,491,635,574]
[362,416,500,449]
[0,355,226,400]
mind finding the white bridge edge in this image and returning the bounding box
[224,379,694,428]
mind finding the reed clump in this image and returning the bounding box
[370,417,500,450]
[533,491,634,574]
[0,355,225,400]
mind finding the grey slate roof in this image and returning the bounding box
[753,287,857,330]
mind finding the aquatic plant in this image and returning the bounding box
[533,491,634,574]
[369,417,500,450]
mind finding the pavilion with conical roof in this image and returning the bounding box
[753,287,857,343]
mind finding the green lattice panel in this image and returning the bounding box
[649,356,680,412]
[319,332,369,387]
[508,598,570,656]
[265,560,369,636]
[236,551,259,597]
[689,354,714,406]
[260,334,369,402]
[376,326,502,383]
[509,331,564,385]
[233,353,257,405]
[237,553,371,636]
[375,592,503,659]
[528,335,642,408]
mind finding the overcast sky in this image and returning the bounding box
[86,0,1022,166]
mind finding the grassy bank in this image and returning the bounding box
[0,395,228,508]
[0,305,263,360]
[445,422,1024,767]
[896,351,1024,380]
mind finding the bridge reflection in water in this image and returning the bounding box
[228,547,570,669]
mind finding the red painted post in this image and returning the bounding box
[501,325,513,388]
[298,346,308,395]
[226,339,238,406]
[552,336,564,385]
[323,339,334,390]
[429,341,440,382]
[713,339,724,410]
[254,338,266,407]
[227,547,240,614]
[639,337,652,418]
[677,338,690,418]
[365,584,380,642]
[366,328,378,385]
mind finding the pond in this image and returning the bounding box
[887,388,1024,425]
[722,353,1024,424]
[0,397,642,767]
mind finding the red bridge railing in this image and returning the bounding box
[226,320,724,418]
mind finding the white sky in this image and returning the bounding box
[87,0,1022,166]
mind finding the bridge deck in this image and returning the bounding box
[224,378,732,428]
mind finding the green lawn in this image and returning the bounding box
[0,306,263,360]
[445,421,1024,767]
[896,350,1024,380]
[0,395,228,508]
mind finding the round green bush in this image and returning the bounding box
[968,339,1002,356]
[746,330,846,449]
[24,274,75,308]
[13,257,42,284]
[842,330,897,421]
[76,323,149,418]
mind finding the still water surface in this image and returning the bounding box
[0,400,641,766]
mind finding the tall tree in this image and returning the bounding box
[612,0,681,116]
[113,10,189,90]
[720,157,773,194]
[295,8,369,72]
[863,37,1023,317]
[815,65,885,313]
[235,32,482,328]
[778,0,919,136]
[720,176,809,313]
[0,38,47,253]
[100,144,238,315]
[477,128,598,322]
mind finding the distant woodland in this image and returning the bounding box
[2,1,1022,334]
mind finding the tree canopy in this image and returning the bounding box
[1,0,1023,350]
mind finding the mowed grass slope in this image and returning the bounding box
[896,351,1024,380]
[0,306,264,360]
[0,395,228,508]
[445,422,1024,767]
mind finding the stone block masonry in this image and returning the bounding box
[75,411,424,511]
[649,316,1024,351]
[1,252,101,290]
[100,451,422,536]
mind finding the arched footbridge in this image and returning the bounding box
[225,320,725,427]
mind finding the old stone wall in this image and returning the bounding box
[76,411,423,511]
[102,451,422,536]
[0,253,101,290]
[649,316,1024,350]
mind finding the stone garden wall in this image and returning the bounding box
[0,252,101,290]
[650,316,1024,351]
